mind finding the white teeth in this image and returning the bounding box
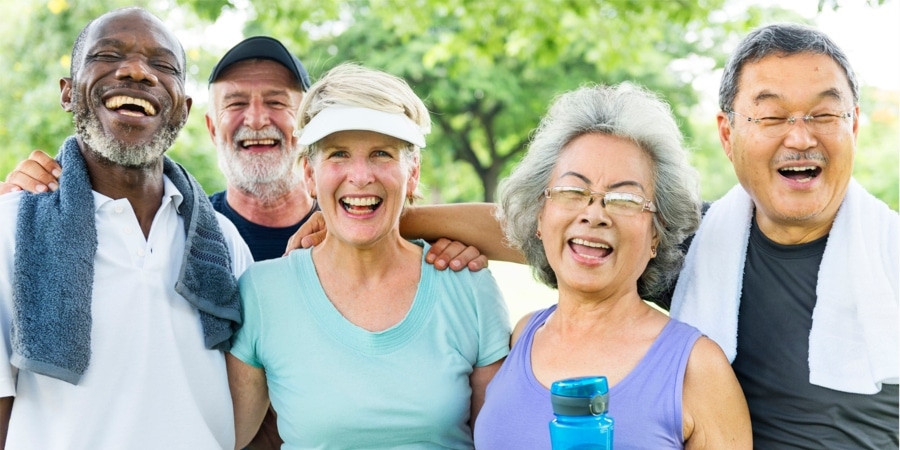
[105,96,157,116]
[571,238,609,249]
[342,197,380,206]
[242,139,276,147]
[781,166,817,172]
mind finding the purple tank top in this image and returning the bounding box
[474,305,701,449]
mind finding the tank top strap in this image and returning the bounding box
[509,305,556,391]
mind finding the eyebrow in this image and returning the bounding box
[752,87,846,106]
[221,88,294,102]
[221,92,248,103]
[88,38,181,68]
[557,171,647,192]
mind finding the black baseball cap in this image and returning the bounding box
[208,36,311,90]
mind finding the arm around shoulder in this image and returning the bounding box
[682,336,752,450]
[400,203,524,263]
[3,150,62,194]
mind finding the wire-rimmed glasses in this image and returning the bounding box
[543,186,657,216]
[727,109,854,138]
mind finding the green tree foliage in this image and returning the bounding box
[192,0,744,201]
[853,86,899,209]
[0,0,895,210]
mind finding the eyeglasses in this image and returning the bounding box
[727,109,854,138]
[543,186,657,216]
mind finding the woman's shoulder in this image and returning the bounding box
[663,316,704,340]
[419,243,499,286]
[686,335,731,371]
[241,248,312,284]
[427,265,504,308]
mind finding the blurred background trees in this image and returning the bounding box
[1,0,895,209]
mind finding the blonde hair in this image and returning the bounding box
[298,63,431,201]
[298,63,430,153]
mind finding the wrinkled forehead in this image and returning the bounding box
[213,59,303,93]
[736,52,853,107]
[86,9,182,66]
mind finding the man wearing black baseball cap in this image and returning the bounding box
[209,36,311,90]
[206,36,316,450]
[206,36,318,265]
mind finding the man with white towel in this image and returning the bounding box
[669,23,898,449]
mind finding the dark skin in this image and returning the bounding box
[63,8,192,237]
[0,7,191,442]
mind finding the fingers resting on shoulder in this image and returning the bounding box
[426,238,488,272]
[3,150,61,194]
[284,211,327,256]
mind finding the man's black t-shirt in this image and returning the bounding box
[732,218,899,449]
[209,191,318,262]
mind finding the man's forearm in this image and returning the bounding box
[400,203,524,263]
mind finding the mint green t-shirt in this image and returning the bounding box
[231,241,511,449]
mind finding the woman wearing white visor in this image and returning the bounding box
[226,63,511,449]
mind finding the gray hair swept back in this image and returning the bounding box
[497,83,701,298]
[719,22,859,114]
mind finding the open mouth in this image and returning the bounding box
[340,196,383,215]
[105,95,157,116]
[569,237,612,260]
[240,138,279,150]
[778,165,821,183]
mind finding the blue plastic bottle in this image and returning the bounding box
[549,376,614,450]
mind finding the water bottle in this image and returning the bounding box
[549,376,614,450]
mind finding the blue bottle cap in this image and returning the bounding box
[550,376,609,416]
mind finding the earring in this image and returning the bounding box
[650,246,657,257]
[536,230,542,239]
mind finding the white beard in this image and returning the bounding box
[216,125,302,204]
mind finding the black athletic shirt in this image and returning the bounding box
[209,191,319,262]
[731,218,899,449]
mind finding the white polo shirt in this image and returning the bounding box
[0,176,252,449]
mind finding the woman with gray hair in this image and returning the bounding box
[226,63,510,449]
[473,83,751,449]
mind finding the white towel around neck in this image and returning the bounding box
[670,179,898,394]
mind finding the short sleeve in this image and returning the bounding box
[215,213,253,278]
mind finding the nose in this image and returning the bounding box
[115,57,159,86]
[244,98,271,129]
[781,118,818,150]
[348,155,374,187]
[581,196,611,227]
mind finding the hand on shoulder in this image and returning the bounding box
[4,150,61,194]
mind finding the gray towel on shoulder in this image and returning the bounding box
[13,136,241,385]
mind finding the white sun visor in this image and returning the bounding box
[295,106,427,148]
